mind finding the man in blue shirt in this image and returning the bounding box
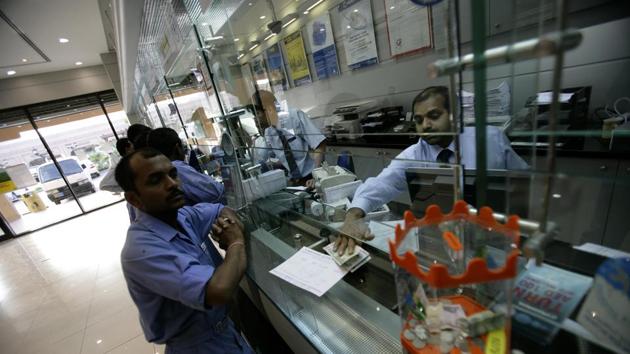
[335,86,529,255]
[148,128,226,205]
[115,148,253,353]
[252,90,326,187]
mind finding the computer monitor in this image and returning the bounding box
[405,167,530,218]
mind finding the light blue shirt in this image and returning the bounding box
[350,126,529,213]
[121,204,251,352]
[257,108,326,178]
[173,160,226,205]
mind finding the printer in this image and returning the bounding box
[331,100,379,139]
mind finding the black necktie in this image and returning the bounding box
[436,149,453,164]
[274,128,300,178]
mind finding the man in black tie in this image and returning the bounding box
[335,86,529,255]
[251,90,326,187]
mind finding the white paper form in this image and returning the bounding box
[269,247,349,297]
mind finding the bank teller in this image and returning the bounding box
[335,86,529,255]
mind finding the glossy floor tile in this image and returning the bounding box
[0,202,164,354]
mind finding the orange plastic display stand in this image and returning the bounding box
[388,200,520,289]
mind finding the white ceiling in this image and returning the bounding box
[0,0,110,79]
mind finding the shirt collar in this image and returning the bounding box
[420,136,457,162]
[134,208,189,242]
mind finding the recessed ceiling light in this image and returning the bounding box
[58,38,70,43]
[7,70,16,76]
[201,22,208,26]
[260,15,266,19]
[75,61,83,66]
[390,6,395,9]
[248,2,253,5]
[234,38,240,42]
[21,58,28,63]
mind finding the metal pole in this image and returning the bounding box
[97,94,119,141]
[539,0,568,233]
[151,95,167,128]
[164,77,190,140]
[193,24,226,117]
[24,108,85,214]
[471,0,487,208]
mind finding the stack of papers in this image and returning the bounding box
[269,245,371,297]
[270,247,348,297]
[323,243,371,272]
[461,81,511,122]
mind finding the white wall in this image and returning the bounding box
[244,1,629,119]
[0,65,114,110]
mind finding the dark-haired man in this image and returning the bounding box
[147,127,225,205]
[335,86,528,255]
[116,148,253,353]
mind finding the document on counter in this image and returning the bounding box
[269,247,349,297]
[573,242,630,259]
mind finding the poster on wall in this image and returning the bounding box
[283,31,312,87]
[251,54,272,92]
[306,13,340,80]
[385,0,432,57]
[338,0,378,70]
[265,43,290,92]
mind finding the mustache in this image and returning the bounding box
[167,188,185,201]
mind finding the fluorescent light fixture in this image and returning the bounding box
[353,9,358,12]
[234,38,240,42]
[75,61,83,65]
[21,58,28,62]
[303,10,309,14]
[7,70,16,76]
[249,41,260,51]
[58,37,69,43]
[305,0,325,13]
[259,15,266,19]
[390,6,395,9]
[201,22,208,26]
[237,53,245,60]
[206,35,224,41]
[264,33,276,41]
[282,16,298,28]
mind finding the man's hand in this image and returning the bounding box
[334,208,374,256]
[212,212,244,250]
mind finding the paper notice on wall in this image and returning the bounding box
[283,31,312,87]
[338,0,378,70]
[385,0,432,57]
[306,13,340,80]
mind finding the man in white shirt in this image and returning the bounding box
[335,86,528,255]
[252,90,326,187]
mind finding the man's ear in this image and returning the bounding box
[124,191,144,210]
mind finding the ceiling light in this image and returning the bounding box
[249,41,260,51]
[264,33,276,41]
[58,38,69,43]
[7,70,16,76]
[21,58,28,63]
[390,6,395,9]
[260,15,266,19]
[353,9,358,12]
[75,61,83,66]
[303,11,309,14]
[237,53,245,60]
[201,22,208,26]
[282,14,299,28]
[234,38,240,42]
[305,0,325,12]
[248,2,253,5]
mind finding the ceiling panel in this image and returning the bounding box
[0,0,109,78]
[0,17,48,69]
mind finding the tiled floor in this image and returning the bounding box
[0,202,164,354]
